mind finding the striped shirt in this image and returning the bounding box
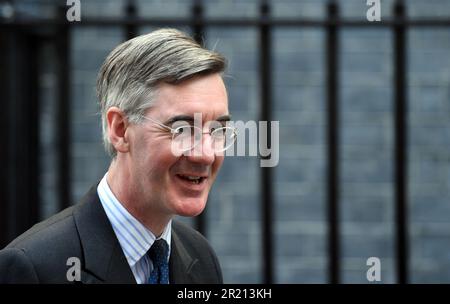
[97,173,172,284]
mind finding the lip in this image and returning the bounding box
[176,172,209,178]
[174,174,208,193]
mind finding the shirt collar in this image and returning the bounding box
[97,173,172,267]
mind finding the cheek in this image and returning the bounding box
[132,137,178,179]
[150,146,181,180]
[211,156,225,177]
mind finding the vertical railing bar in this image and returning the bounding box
[393,0,409,284]
[28,33,40,223]
[260,0,274,284]
[192,0,205,45]
[56,6,71,210]
[4,24,23,241]
[0,24,12,247]
[192,0,207,238]
[326,1,340,284]
[5,32,40,235]
[125,0,137,40]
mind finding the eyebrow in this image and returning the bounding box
[216,115,232,122]
[164,115,194,125]
[164,114,231,125]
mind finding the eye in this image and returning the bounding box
[174,126,187,134]
[211,127,226,139]
[174,127,184,135]
[210,123,227,133]
[173,125,195,138]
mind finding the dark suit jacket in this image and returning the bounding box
[0,185,223,284]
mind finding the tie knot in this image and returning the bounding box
[148,239,169,267]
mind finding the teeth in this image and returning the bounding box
[179,175,203,184]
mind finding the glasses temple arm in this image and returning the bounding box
[140,115,175,132]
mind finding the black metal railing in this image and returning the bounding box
[326,1,340,284]
[2,0,450,283]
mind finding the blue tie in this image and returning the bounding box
[148,239,169,284]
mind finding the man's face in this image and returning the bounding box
[126,73,228,218]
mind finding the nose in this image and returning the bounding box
[184,132,215,165]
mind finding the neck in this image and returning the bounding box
[106,158,172,237]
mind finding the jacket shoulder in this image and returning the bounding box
[7,205,76,249]
[2,206,82,283]
[0,248,40,283]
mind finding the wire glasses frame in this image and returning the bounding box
[140,115,237,155]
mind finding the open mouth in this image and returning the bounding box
[176,174,207,185]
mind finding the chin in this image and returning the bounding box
[172,197,208,217]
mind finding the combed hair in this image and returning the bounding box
[96,28,227,157]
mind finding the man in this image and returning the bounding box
[0,28,234,284]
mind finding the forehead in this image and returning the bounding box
[149,74,229,119]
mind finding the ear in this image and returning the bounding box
[106,106,130,154]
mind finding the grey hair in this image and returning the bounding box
[96,28,227,158]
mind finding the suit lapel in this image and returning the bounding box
[169,226,199,284]
[72,184,204,284]
[73,185,136,284]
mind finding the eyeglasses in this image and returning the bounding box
[140,115,237,155]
